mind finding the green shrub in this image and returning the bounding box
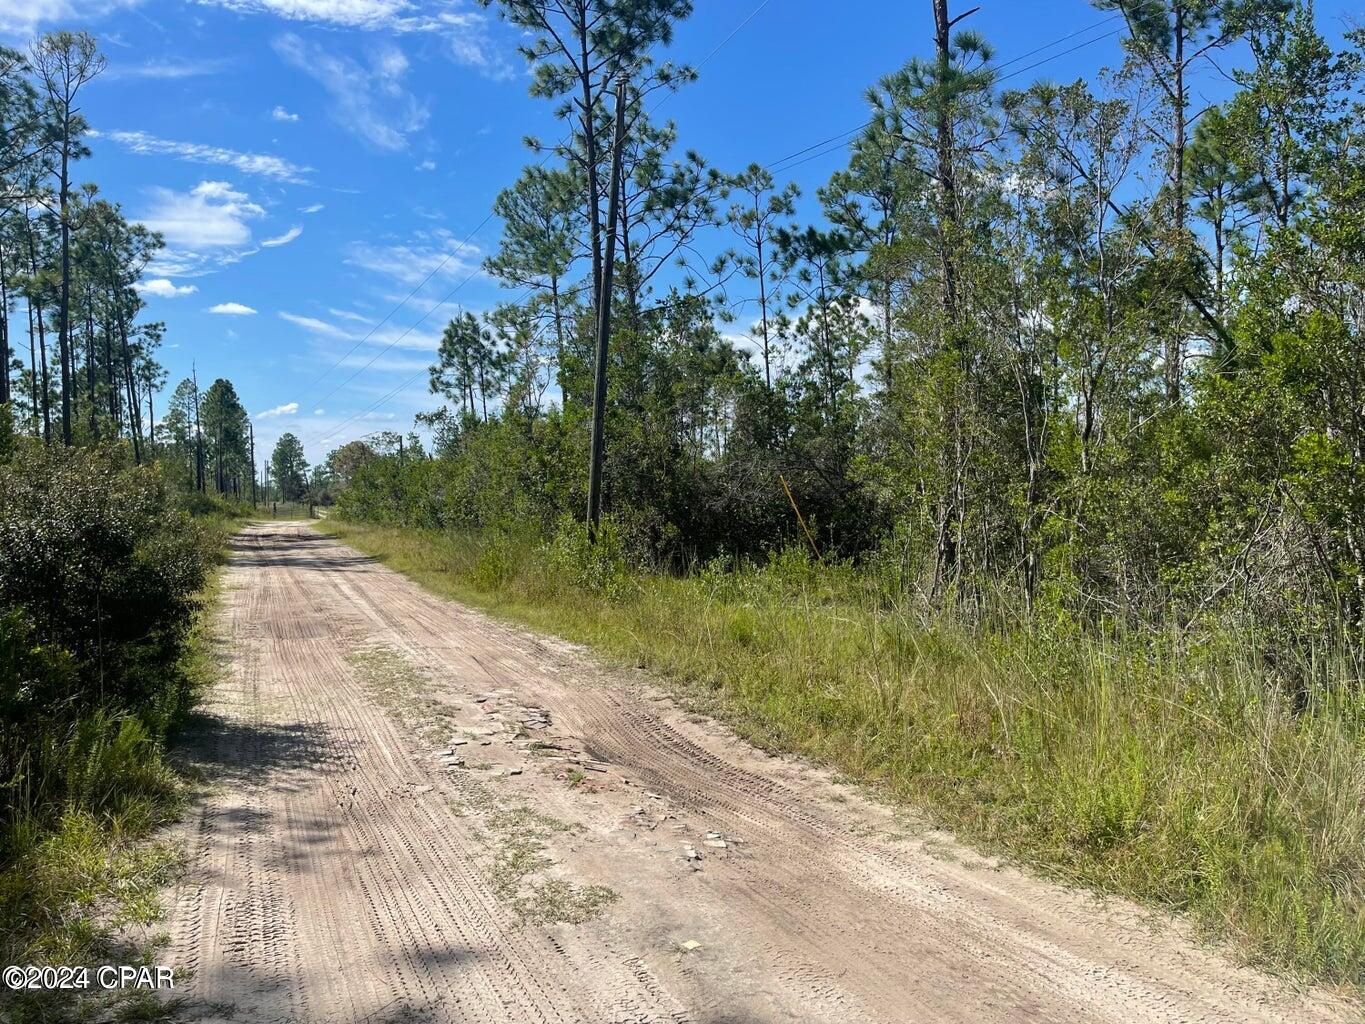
[545,517,637,602]
[0,441,216,847]
[0,441,224,1005]
[177,489,252,519]
[0,442,214,710]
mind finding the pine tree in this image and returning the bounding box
[29,30,104,445]
[270,432,309,502]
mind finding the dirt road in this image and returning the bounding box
[165,521,1355,1023]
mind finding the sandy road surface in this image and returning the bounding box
[164,521,1356,1023]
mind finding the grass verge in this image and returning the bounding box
[0,514,239,1023]
[319,518,1365,992]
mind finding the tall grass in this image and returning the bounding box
[322,519,1365,988]
[0,492,239,1022]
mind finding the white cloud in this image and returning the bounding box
[135,278,198,298]
[108,57,231,79]
[206,0,412,28]
[339,352,430,372]
[272,33,428,151]
[300,203,325,214]
[721,331,757,354]
[261,225,303,247]
[209,302,258,315]
[138,181,264,249]
[281,310,440,365]
[271,104,300,122]
[415,158,436,172]
[344,227,480,286]
[328,308,372,323]
[100,129,312,183]
[258,401,299,418]
[6,0,508,60]
[196,1,512,78]
[0,0,139,34]
[313,408,325,415]
[279,311,351,338]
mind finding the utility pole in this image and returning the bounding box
[932,0,977,329]
[586,76,628,543]
[249,421,257,507]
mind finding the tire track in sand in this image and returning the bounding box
[164,522,1358,1024]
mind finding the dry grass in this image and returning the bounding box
[319,519,1365,990]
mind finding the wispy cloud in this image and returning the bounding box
[272,33,428,152]
[261,225,303,248]
[208,301,258,315]
[98,129,312,183]
[328,308,373,324]
[205,0,415,29]
[279,311,351,338]
[344,227,480,286]
[281,309,440,352]
[108,57,232,79]
[258,401,299,418]
[270,104,300,122]
[135,278,198,298]
[300,202,325,214]
[415,158,436,172]
[198,1,513,78]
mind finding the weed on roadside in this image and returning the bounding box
[485,807,616,925]
[320,519,1365,989]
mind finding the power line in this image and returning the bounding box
[288,224,487,406]
[304,9,1130,454]
[766,13,1124,174]
[298,0,778,454]
[765,35,1118,178]
[691,0,773,74]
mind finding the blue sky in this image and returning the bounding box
[2,0,1359,463]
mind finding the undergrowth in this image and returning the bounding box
[319,518,1365,991]
[0,579,225,1022]
[0,478,240,1023]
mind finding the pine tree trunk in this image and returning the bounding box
[57,133,73,445]
[0,244,10,408]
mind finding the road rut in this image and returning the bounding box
[164,521,1357,1023]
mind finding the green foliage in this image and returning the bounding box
[327,520,1365,985]
[0,441,213,713]
[545,517,635,601]
[0,438,227,1017]
[270,431,309,502]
